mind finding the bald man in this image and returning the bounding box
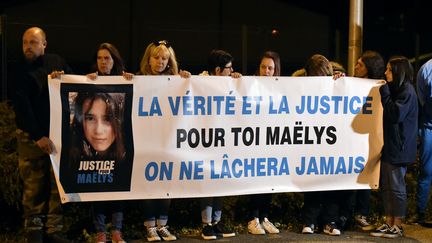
[14,27,72,243]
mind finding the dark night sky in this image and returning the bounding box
[1,0,432,76]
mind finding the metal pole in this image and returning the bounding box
[347,0,363,76]
[1,15,7,101]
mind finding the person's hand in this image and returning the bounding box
[122,71,134,80]
[231,72,242,78]
[376,79,387,85]
[332,71,345,80]
[379,82,390,97]
[36,136,57,155]
[50,70,64,79]
[86,72,98,80]
[179,69,191,78]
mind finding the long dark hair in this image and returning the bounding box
[388,56,413,91]
[92,43,126,75]
[70,92,125,161]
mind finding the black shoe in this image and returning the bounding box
[46,232,74,243]
[408,213,425,225]
[26,230,44,243]
[201,224,217,240]
[213,222,235,238]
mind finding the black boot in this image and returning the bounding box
[26,230,44,243]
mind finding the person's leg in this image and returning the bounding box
[256,194,279,234]
[258,194,272,220]
[249,195,261,221]
[45,166,64,234]
[200,197,214,224]
[155,199,176,241]
[18,139,51,243]
[381,162,397,224]
[389,165,408,224]
[302,192,321,226]
[109,201,123,231]
[92,202,108,233]
[211,197,235,237]
[375,162,406,238]
[353,189,374,231]
[247,195,265,234]
[143,200,157,228]
[337,190,354,229]
[416,127,432,222]
[200,198,217,240]
[355,189,371,216]
[211,197,223,223]
[156,199,171,227]
[110,201,125,243]
[371,162,393,237]
[321,191,341,236]
[143,200,160,241]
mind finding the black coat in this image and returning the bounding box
[13,54,72,141]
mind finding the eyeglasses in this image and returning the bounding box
[223,65,233,70]
[153,40,171,48]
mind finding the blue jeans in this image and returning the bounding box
[93,201,123,232]
[200,197,222,224]
[417,127,432,214]
[143,199,170,227]
[380,162,407,217]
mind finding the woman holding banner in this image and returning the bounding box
[137,40,190,242]
[198,49,239,240]
[68,91,128,243]
[301,54,342,237]
[338,51,385,231]
[67,42,132,243]
[247,51,281,235]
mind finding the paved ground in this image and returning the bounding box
[128,224,431,243]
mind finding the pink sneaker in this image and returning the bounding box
[111,230,126,243]
[96,232,106,243]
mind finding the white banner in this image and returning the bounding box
[49,75,383,203]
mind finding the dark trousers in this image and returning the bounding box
[249,194,271,220]
[303,191,339,226]
[18,137,62,234]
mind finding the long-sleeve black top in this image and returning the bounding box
[13,53,72,141]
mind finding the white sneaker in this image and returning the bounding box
[323,222,341,236]
[157,226,177,241]
[354,215,375,231]
[262,218,279,234]
[302,224,315,234]
[146,227,161,242]
[248,218,265,235]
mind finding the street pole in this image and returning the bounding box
[348,0,363,76]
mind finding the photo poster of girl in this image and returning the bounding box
[59,83,134,193]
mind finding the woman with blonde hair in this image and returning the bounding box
[138,40,189,242]
[138,40,189,78]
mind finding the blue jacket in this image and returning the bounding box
[380,82,418,165]
[417,59,432,128]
